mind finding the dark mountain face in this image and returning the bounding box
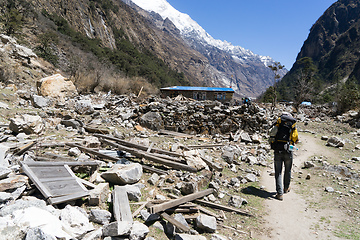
[298,0,360,82]
[278,0,360,102]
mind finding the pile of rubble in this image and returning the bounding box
[2,73,356,240]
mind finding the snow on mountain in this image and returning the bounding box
[130,0,273,66]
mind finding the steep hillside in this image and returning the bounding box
[0,0,216,95]
[277,0,360,102]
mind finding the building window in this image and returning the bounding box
[193,92,206,100]
[215,92,225,100]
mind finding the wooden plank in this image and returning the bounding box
[186,144,224,149]
[65,143,167,175]
[160,212,190,233]
[194,199,253,217]
[84,126,110,134]
[66,143,117,163]
[113,186,133,223]
[21,162,89,205]
[158,130,195,139]
[148,189,213,214]
[141,165,168,176]
[167,193,221,219]
[100,139,197,172]
[30,166,72,179]
[147,142,154,153]
[46,181,86,197]
[31,160,99,166]
[14,141,37,156]
[200,156,223,172]
[21,163,53,198]
[77,178,96,189]
[42,152,76,161]
[48,191,89,205]
[94,134,182,157]
[132,201,148,218]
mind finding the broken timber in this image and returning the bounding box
[84,126,110,134]
[65,143,167,175]
[159,129,195,139]
[194,199,253,217]
[160,212,190,233]
[14,141,37,156]
[148,188,213,214]
[113,186,133,223]
[93,134,182,158]
[20,161,89,205]
[167,193,221,219]
[100,139,197,172]
[186,144,224,149]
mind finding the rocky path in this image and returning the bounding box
[257,134,343,240]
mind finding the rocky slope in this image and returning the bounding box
[279,0,360,100]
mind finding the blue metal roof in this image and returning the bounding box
[160,86,235,92]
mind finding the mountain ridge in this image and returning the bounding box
[126,0,287,98]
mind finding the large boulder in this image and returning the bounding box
[139,112,164,131]
[9,114,44,135]
[37,74,77,100]
[101,163,143,185]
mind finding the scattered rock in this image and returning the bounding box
[304,161,315,168]
[228,195,247,208]
[325,187,335,193]
[195,214,217,233]
[9,114,45,135]
[130,221,149,240]
[101,163,143,185]
[326,136,345,148]
[89,209,111,225]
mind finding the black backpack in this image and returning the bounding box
[270,115,296,151]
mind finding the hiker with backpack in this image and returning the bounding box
[269,112,299,201]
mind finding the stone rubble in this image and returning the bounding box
[0,78,359,239]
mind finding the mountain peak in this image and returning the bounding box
[130,0,269,61]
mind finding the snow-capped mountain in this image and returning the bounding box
[130,0,273,66]
[127,0,287,97]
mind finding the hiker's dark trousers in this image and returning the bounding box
[274,150,293,195]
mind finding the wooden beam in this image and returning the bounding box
[93,134,182,157]
[84,126,110,134]
[167,193,221,219]
[30,160,99,166]
[132,201,148,218]
[159,130,195,139]
[113,186,133,223]
[194,199,253,217]
[200,156,223,172]
[148,189,213,214]
[160,212,190,233]
[66,143,168,175]
[14,141,37,156]
[186,144,224,149]
[100,139,197,172]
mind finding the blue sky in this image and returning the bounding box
[166,0,337,69]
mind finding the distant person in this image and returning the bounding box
[242,97,251,105]
[269,112,298,200]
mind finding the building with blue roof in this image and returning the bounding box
[160,86,235,102]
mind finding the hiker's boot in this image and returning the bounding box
[284,187,291,193]
[275,193,283,201]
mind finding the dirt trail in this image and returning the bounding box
[257,134,343,240]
